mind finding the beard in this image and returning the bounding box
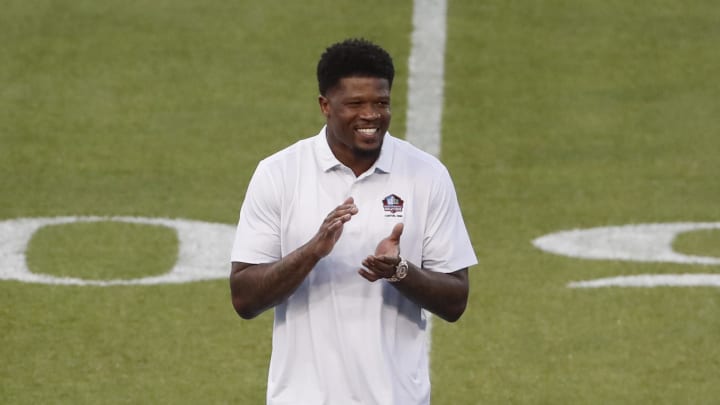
[351,142,383,159]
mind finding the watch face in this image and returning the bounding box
[388,258,408,282]
[396,259,408,278]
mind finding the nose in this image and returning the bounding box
[360,104,382,120]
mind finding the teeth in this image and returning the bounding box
[358,128,377,135]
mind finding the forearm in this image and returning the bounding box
[392,265,469,322]
[230,197,358,319]
[230,244,322,319]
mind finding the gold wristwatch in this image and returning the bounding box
[387,256,408,283]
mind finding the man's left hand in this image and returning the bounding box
[358,222,403,282]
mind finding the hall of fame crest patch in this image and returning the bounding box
[382,194,404,217]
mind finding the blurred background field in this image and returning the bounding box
[2,1,719,403]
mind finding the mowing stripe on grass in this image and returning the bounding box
[406,0,446,158]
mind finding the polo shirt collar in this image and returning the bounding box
[315,126,394,174]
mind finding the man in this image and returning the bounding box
[230,38,477,405]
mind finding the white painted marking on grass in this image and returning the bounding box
[406,0,447,157]
[406,0,448,347]
[533,223,720,264]
[569,274,720,288]
[532,222,720,288]
[0,216,234,286]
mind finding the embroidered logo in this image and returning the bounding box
[382,194,404,217]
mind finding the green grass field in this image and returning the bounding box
[2,1,720,403]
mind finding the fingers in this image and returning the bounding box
[360,255,399,282]
[335,197,357,217]
[323,198,358,228]
[358,268,382,282]
[326,197,358,219]
[389,222,404,242]
[309,197,359,258]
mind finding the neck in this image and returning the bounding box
[339,149,379,177]
[326,136,380,177]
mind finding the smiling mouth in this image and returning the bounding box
[356,127,379,137]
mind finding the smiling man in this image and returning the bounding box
[229,38,477,405]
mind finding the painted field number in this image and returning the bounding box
[0,216,234,286]
[2,217,719,288]
[533,222,720,288]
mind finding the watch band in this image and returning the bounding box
[387,256,408,283]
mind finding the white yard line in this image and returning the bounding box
[406,0,447,158]
[407,0,448,349]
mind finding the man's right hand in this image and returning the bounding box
[306,197,359,258]
[231,197,359,319]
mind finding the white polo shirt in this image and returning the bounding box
[231,127,477,405]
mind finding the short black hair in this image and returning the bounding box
[316,38,395,96]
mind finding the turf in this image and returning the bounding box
[27,221,179,280]
[674,230,720,258]
[434,1,720,403]
[2,0,720,404]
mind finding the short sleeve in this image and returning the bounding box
[421,166,477,273]
[230,161,283,264]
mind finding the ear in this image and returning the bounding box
[318,95,330,118]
